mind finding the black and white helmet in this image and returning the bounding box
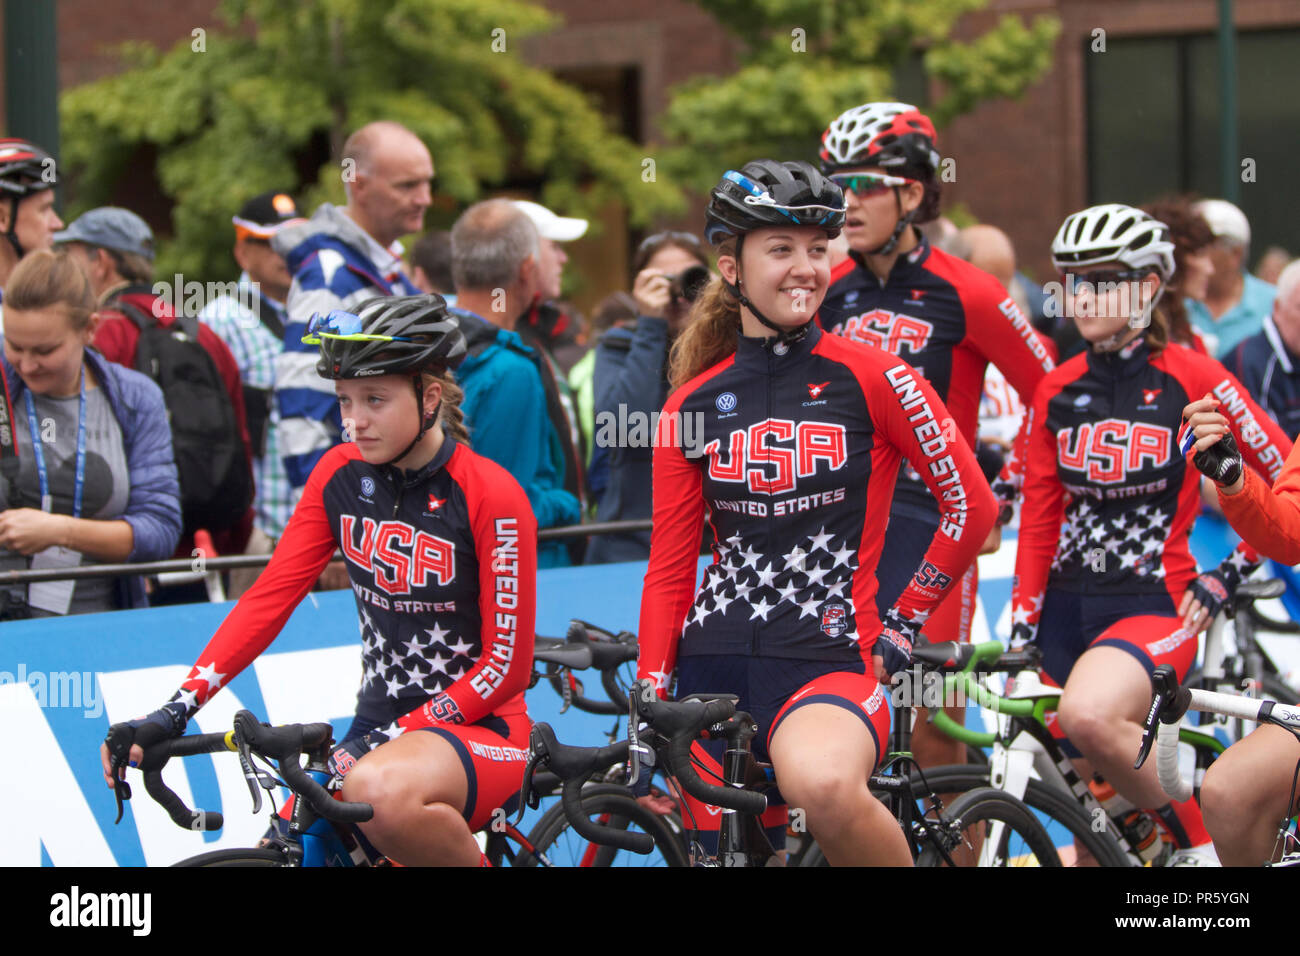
[316,295,466,380]
[1051,204,1177,282]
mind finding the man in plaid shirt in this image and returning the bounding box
[199,191,302,595]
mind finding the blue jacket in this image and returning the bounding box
[585,316,670,564]
[0,345,182,608]
[271,204,421,494]
[1228,315,1300,439]
[452,308,579,568]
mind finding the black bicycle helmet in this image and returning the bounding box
[316,295,466,466]
[703,160,844,350]
[316,294,466,380]
[0,137,58,259]
[704,159,844,245]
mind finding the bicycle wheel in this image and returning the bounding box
[516,785,689,867]
[916,765,1131,867]
[172,847,288,867]
[917,787,1061,867]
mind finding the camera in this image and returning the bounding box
[667,265,711,304]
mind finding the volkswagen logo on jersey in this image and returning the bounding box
[716,392,738,413]
[361,477,375,496]
[820,601,848,637]
[1074,393,1092,409]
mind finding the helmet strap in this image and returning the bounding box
[4,196,25,261]
[382,373,438,468]
[865,187,917,257]
[725,234,812,349]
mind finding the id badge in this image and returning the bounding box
[27,546,81,615]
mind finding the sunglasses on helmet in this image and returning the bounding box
[301,309,415,346]
[829,172,915,199]
[723,170,843,224]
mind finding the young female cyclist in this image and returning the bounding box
[101,295,537,867]
[637,159,997,866]
[816,102,1056,769]
[1011,204,1291,865]
[1182,395,1300,864]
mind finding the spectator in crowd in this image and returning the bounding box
[1141,196,1216,353]
[199,190,303,597]
[56,207,254,566]
[1229,259,1300,438]
[0,138,64,329]
[0,250,180,617]
[1256,246,1292,286]
[272,121,430,499]
[586,231,711,564]
[409,229,456,303]
[569,291,637,509]
[448,198,579,568]
[510,200,588,537]
[1187,198,1276,359]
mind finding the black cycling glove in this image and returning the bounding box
[1191,428,1243,488]
[1186,559,1245,622]
[874,608,920,679]
[105,701,188,769]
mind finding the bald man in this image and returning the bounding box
[272,122,433,545]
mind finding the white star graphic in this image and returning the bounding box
[776,580,802,604]
[713,591,737,615]
[402,634,426,658]
[807,526,834,553]
[1119,550,1141,569]
[689,601,711,626]
[647,669,672,691]
[824,578,848,600]
[804,562,830,587]
[733,580,755,602]
[754,561,778,589]
[426,648,452,672]
[425,623,451,646]
[829,544,856,568]
[739,544,761,570]
[174,687,199,711]
[381,723,406,741]
[749,596,775,621]
[1011,603,1033,627]
[448,635,475,657]
[796,595,822,620]
[725,532,743,549]
[1141,536,1164,555]
[783,546,808,572]
[384,674,405,697]
[193,662,226,691]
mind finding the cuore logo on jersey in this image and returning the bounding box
[716,392,738,413]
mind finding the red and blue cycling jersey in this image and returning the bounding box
[165,436,537,736]
[819,235,1055,520]
[637,321,997,690]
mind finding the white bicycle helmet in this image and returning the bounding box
[1051,204,1176,282]
[819,102,941,176]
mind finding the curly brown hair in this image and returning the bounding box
[1140,196,1214,348]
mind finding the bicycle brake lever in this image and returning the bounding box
[233,720,263,814]
[104,725,134,823]
[559,666,573,714]
[1135,664,1180,769]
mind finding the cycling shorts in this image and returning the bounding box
[875,511,979,644]
[416,712,531,831]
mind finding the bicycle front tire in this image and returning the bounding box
[916,787,1061,867]
[518,784,689,867]
[172,847,288,867]
[916,765,1132,867]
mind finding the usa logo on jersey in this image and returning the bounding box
[821,601,848,637]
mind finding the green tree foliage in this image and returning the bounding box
[60,0,682,281]
[661,0,1060,191]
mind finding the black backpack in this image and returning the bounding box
[113,297,253,538]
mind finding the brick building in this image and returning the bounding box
[3,0,1297,302]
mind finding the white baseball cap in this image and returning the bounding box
[512,199,588,242]
[1194,199,1251,246]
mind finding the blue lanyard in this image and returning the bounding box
[24,368,87,519]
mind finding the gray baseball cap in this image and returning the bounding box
[53,206,155,260]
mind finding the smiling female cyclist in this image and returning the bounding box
[637,159,996,865]
[101,295,537,866]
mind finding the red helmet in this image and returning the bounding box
[819,103,940,178]
[0,138,57,198]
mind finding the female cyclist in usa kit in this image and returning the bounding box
[1011,205,1291,865]
[637,160,996,866]
[102,295,537,867]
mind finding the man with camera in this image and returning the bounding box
[585,232,712,564]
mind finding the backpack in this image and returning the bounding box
[114,298,253,538]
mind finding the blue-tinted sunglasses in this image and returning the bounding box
[301,309,413,345]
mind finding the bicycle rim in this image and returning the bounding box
[171,847,288,867]
[917,787,1061,867]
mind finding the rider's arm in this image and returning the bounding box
[637,386,707,696]
[396,451,538,730]
[1009,381,1067,642]
[165,446,346,718]
[1219,441,1300,565]
[871,358,998,624]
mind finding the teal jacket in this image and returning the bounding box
[451,308,580,568]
